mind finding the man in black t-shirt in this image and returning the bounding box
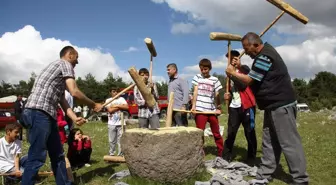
[225,32,309,185]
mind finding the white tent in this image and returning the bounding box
[0,95,27,103]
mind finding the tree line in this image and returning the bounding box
[1,71,335,111]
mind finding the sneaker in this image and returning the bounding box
[222,152,233,163]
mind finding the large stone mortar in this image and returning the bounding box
[120,127,204,184]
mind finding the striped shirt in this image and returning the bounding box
[25,59,75,119]
[134,83,160,118]
[192,74,222,112]
[248,55,273,82]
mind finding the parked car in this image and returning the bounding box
[297,103,310,112]
[0,102,17,128]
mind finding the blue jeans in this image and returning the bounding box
[21,108,71,185]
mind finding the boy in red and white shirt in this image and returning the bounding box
[191,58,224,157]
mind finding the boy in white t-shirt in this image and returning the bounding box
[191,58,224,157]
[105,87,129,156]
[0,123,27,183]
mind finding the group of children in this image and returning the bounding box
[0,54,255,184]
[104,55,256,162]
[0,107,92,184]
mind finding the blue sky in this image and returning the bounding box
[0,0,335,84]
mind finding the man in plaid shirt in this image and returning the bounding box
[134,68,160,129]
[21,46,102,185]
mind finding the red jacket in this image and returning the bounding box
[67,139,92,159]
[231,69,256,110]
[56,108,68,144]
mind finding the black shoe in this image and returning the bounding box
[245,156,256,166]
[222,152,233,162]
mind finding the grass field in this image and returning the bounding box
[1,111,336,185]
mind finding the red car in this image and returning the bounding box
[101,88,168,121]
[0,102,17,128]
[120,89,168,119]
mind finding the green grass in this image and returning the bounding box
[1,111,336,185]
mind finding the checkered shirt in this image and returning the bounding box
[25,59,75,119]
[134,83,160,118]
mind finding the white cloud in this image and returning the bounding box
[151,0,336,37]
[0,25,165,84]
[183,37,336,80]
[121,46,139,53]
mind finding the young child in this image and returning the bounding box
[223,50,257,163]
[0,123,27,184]
[134,68,160,129]
[57,106,68,145]
[67,128,92,169]
[191,58,224,157]
[105,87,129,156]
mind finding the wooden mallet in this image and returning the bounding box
[144,38,157,84]
[239,0,309,58]
[209,32,242,110]
[128,67,156,108]
[85,84,136,121]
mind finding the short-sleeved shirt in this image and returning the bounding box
[192,74,222,112]
[25,59,75,119]
[248,43,296,110]
[0,137,22,173]
[65,90,73,109]
[105,97,128,126]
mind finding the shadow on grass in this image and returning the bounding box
[273,164,292,184]
[204,145,218,156]
[75,164,119,184]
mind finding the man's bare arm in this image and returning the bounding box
[60,94,78,121]
[65,78,95,108]
[228,71,254,86]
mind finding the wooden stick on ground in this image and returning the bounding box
[173,109,220,115]
[103,155,126,163]
[0,171,53,177]
[65,157,74,182]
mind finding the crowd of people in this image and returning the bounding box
[0,32,309,185]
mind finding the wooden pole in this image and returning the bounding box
[65,157,74,182]
[86,84,135,121]
[239,11,285,58]
[165,92,174,127]
[149,55,153,84]
[173,109,220,115]
[103,155,126,163]
[226,41,231,111]
[0,171,53,177]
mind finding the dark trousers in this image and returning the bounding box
[172,111,188,127]
[223,107,257,159]
[21,109,71,185]
[68,148,92,168]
